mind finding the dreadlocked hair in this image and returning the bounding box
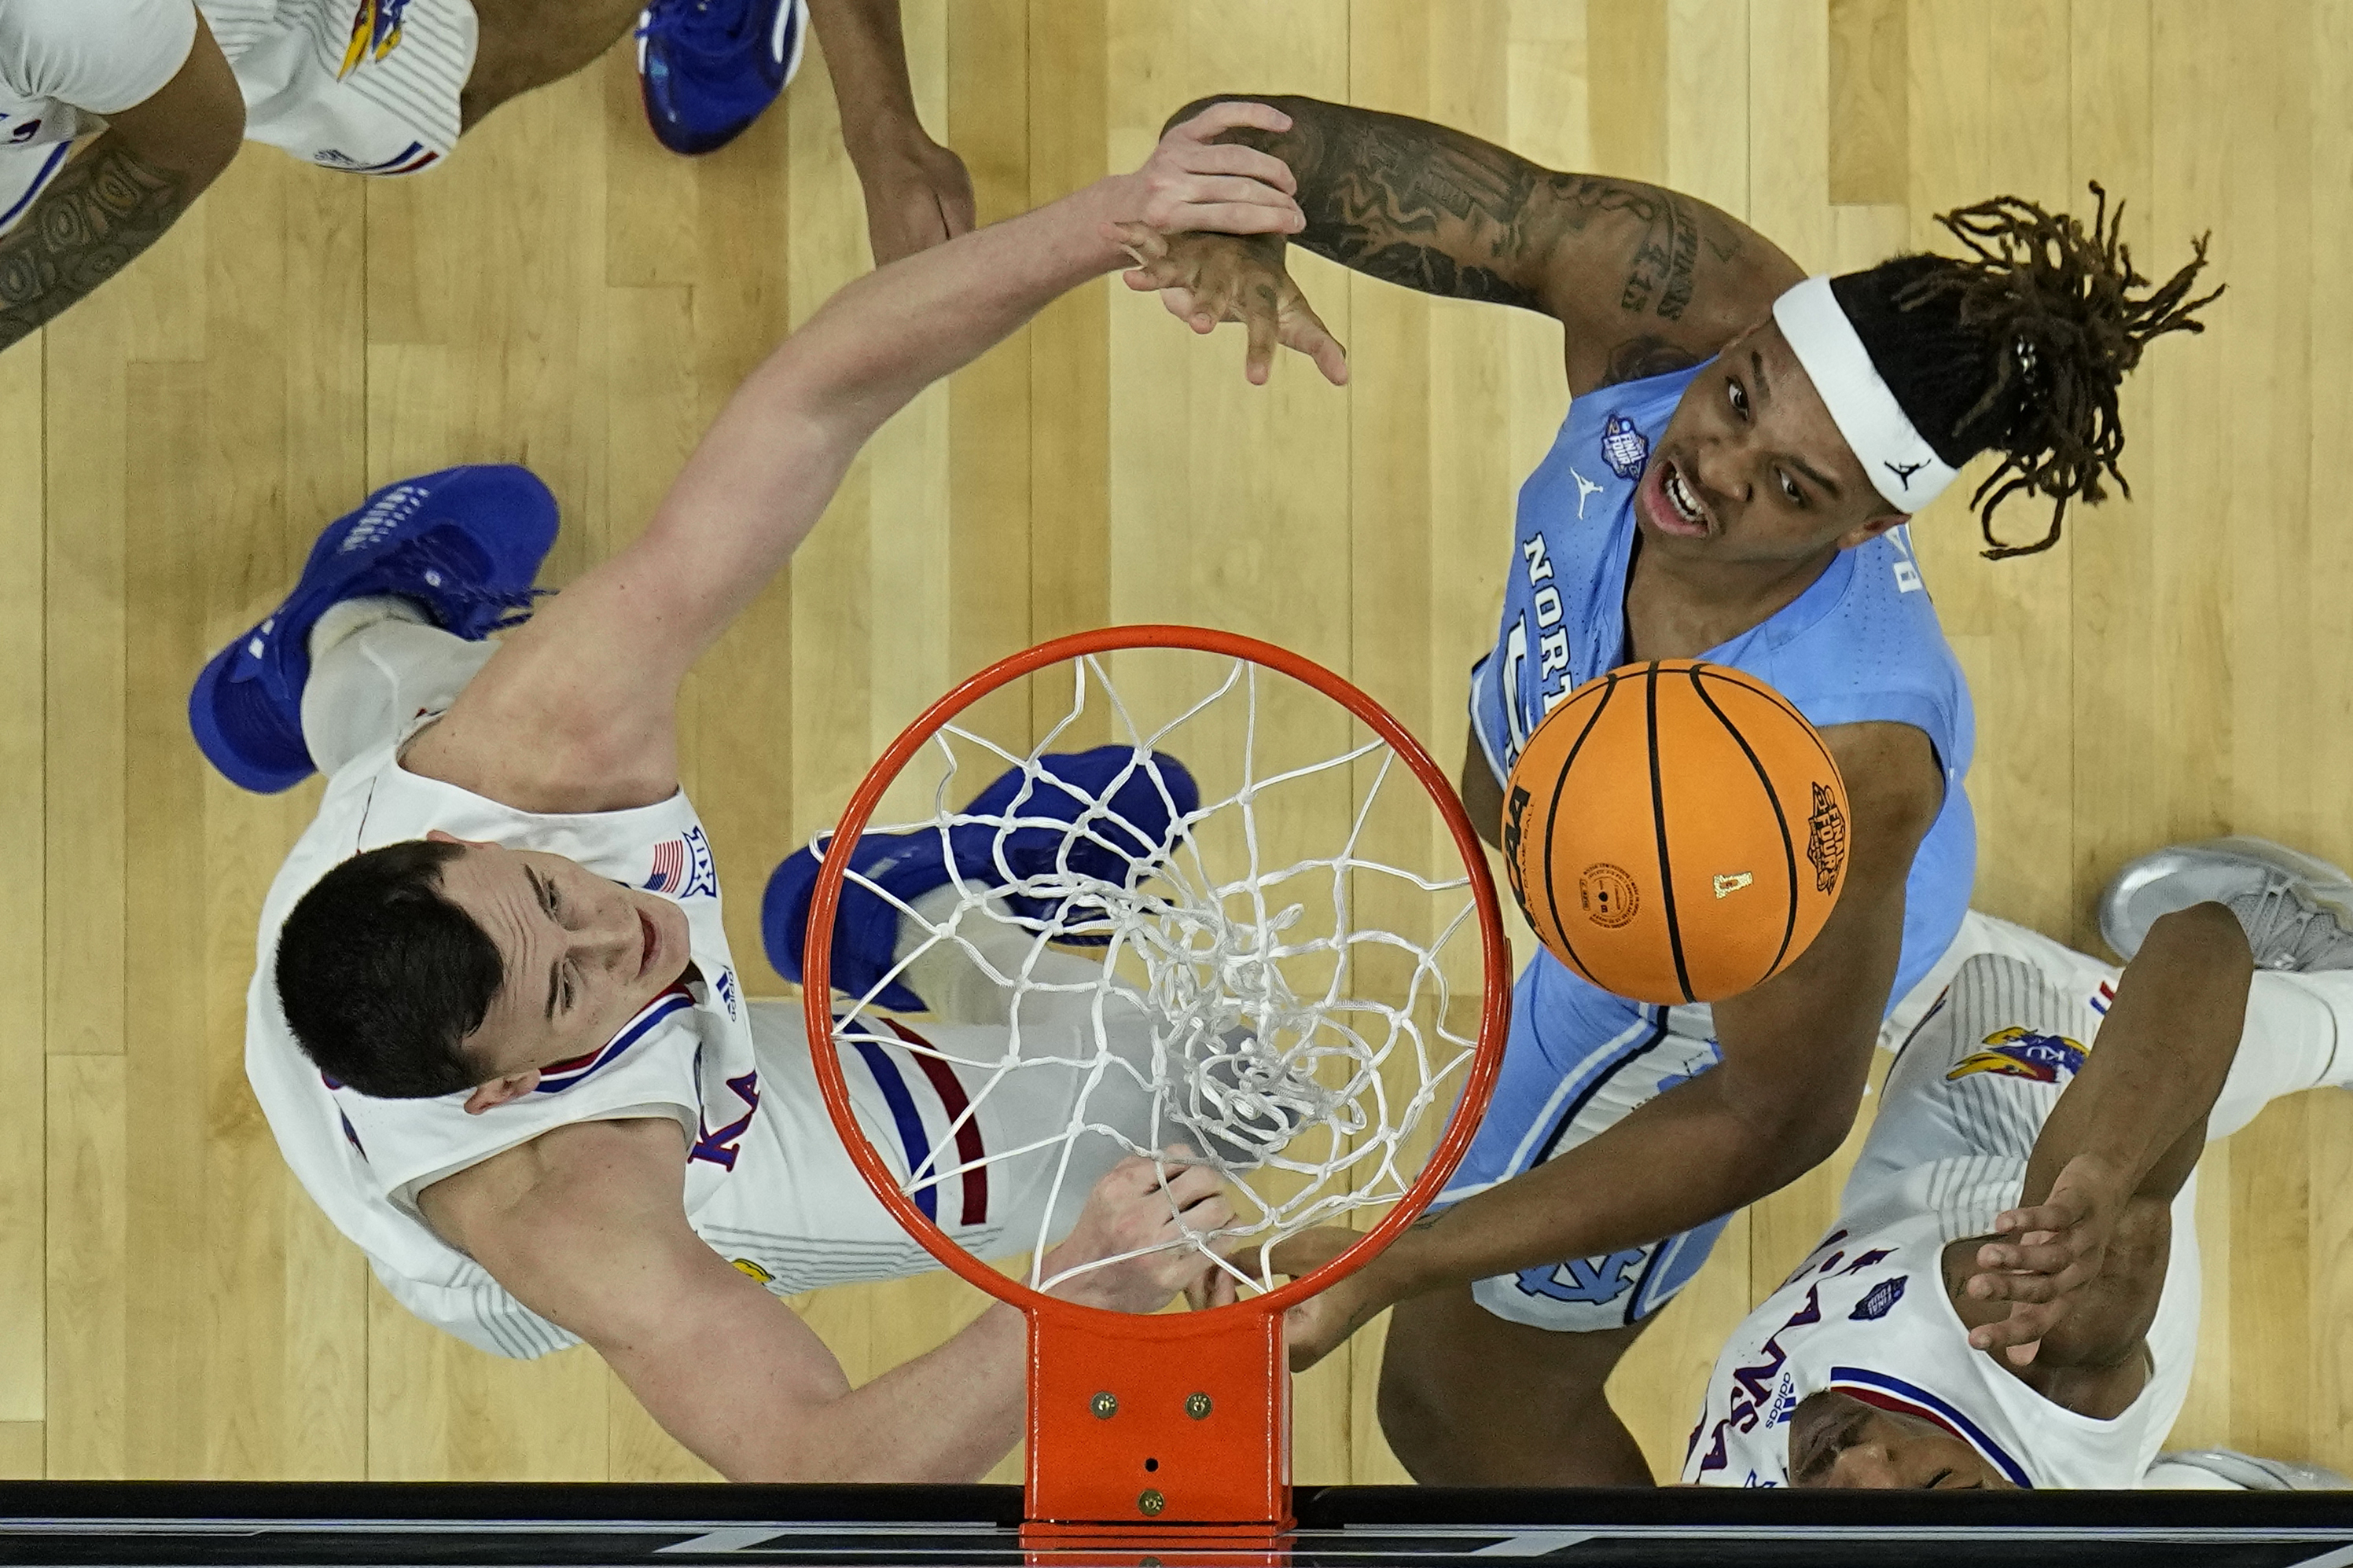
[1831,184,2222,559]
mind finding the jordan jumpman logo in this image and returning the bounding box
[1572,467,1604,519]
[1885,457,1928,490]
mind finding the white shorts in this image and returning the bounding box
[1856,912,2353,1191]
[708,993,1159,1294]
[0,0,476,236]
[230,0,478,176]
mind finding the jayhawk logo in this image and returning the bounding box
[1947,1026,2088,1085]
[1599,413,1650,480]
[339,0,413,79]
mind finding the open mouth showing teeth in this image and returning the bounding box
[1664,464,1705,528]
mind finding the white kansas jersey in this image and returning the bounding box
[1682,953,2200,1489]
[246,728,765,1361]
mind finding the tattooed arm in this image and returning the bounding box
[0,13,243,354]
[1123,95,1802,395]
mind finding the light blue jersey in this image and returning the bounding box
[1451,361,1978,1331]
[1469,358,1976,1042]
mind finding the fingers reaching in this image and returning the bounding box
[1995,1199,2088,1239]
[1182,138,1300,196]
[1169,101,1294,146]
[1136,108,1303,237]
[1968,1300,2061,1358]
[1280,296,1349,387]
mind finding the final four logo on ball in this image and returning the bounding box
[1807,781,1848,894]
[1599,413,1649,481]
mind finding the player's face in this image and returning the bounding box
[1785,1390,2018,1490]
[428,836,694,1108]
[1638,320,1903,565]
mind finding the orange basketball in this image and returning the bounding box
[1501,660,1851,1005]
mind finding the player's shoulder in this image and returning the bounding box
[417,1114,693,1258]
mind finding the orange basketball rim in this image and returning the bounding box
[800,625,1511,1543]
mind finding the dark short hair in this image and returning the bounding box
[275,838,506,1099]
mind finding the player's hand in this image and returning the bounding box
[1270,1225,1384,1372]
[1120,101,1306,242]
[852,130,977,268]
[1039,1148,1235,1315]
[1961,1153,2132,1364]
[1107,224,1349,387]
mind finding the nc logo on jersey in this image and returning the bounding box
[645,824,718,898]
[339,0,413,80]
[1599,413,1650,480]
[1947,1026,2087,1085]
[1516,1249,1647,1307]
[1849,1276,1907,1321]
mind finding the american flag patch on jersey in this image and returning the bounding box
[644,824,718,898]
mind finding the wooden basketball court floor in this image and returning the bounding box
[0,0,2347,1488]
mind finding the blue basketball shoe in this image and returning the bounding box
[187,465,559,794]
[763,747,1200,1010]
[636,0,807,156]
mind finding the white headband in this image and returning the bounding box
[1771,275,1955,513]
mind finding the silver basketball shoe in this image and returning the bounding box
[2149,1447,2353,1489]
[2097,836,2353,971]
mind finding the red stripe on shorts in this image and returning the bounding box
[885,1019,988,1226]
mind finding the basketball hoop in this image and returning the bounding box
[799,626,1509,1539]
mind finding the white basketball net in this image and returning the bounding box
[815,648,1489,1300]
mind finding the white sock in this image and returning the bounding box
[307,594,427,663]
[2206,970,2353,1140]
[888,884,1120,1027]
[298,605,492,777]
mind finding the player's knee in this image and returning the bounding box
[1373,1337,1498,1466]
[1374,1357,1454,1474]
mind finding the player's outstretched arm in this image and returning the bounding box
[405,102,1302,814]
[0,9,244,355]
[1118,94,1800,392]
[1949,901,2252,1369]
[418,1125,1233,1482]
[1278,722,1943,1370]
[806,0,976,266]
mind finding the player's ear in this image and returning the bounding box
[1836,511,1909,551]
[464,1069,541,1114]
[427,828,494,849]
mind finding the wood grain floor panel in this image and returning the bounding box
[13,0,2347,1489]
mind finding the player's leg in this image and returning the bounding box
[1879,907,2122,1053]
[1373,957,1733,1484]
[761,744,1200,1018]
[1379,1288,1656,1486]
[2100,838,2353,1139]
[189,467,558,791]
[0,141,72,240]
[763,746,1203,1250]
[460,0,646,131]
